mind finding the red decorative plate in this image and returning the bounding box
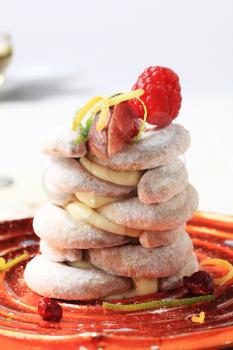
[0,212,233,350]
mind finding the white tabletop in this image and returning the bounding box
[0,70,233,220]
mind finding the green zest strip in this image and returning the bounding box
[74,114,94,145]
[0,253,28,272]
[102,295,215,312]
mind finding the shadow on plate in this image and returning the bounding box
[0,74,91,102]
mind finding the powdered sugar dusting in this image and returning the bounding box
[33,203,131,249]
[25,121,199,299]
[41,125,86,158]
[139,225,184,248]
[100,184,199,230]
[45,157,135,197]
[159,252,199,291]
[86,231,193,278]
[88,124,190,170]
[24,255,132,300]
[138,158,188,204]
[40,240,82,262]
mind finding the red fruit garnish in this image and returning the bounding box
[183,271,214,296]
[38,297,63,322]
[129,66,182,127]
[87,102,140,159]
[87,114,109,159]
[108,102,140,156]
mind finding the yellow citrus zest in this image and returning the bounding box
[108,89,144,106]
[96,98,110,132]
[72,96,104,131]
[0,257,6,269]
[191,311,205,324]
[201,258,233,286]
[96,89,145,132]
[0,253,28,272]
[72,89,145,135]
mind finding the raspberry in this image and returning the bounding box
[129,66,182,127]
[38,297,63,322]
[183,271,214,296]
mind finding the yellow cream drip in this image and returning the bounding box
[66,201,140,237]
[67,260,94,269]
[134,278,158,296]
[104,278,158,300]
[75,192,120,209]
[80,156,142,186]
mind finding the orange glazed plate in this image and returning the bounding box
[0,212,233,350]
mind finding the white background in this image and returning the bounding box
[0,0,233,218]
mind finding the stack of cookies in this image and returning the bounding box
[24,123,199,300]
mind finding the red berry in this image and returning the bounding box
[129,66,182,127]
[38,297,63,322]
[183,271,214,296]
[108,102,140,156]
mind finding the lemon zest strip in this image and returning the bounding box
[72,89,145,136]
[201,258,233,285]
[94,89,145,131]
[109,89,144,107]
[96,98,110,132]
[191,311,205,324]
[0,257,6,269]
[0,253,28,272]
[72,96,103,131]
[93,89,147,137]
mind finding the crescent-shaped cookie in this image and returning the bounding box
[41,126,86,158]
[99,184,198,231]
[159,252,199,291]
[139,225,184,248]
[33,203,131,249]
[24,255,132,300]
[45,157,135,197]
[85,231,193,278]
[88,124,190,170]
[40,240,82,262]
[43,171,76,206]
[138,158,188,204]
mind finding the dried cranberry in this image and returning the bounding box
[183,270,214,296]
[38,297,63,322]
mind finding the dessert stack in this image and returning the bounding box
[24,66,199,300]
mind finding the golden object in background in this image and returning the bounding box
[0,33,13,85]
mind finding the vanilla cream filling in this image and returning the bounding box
[104,278,158,299]
[134,278,158,296]
[67,260,94,269]
[75,192,120,209]
[66,201,140,237]
[68,259,158,298]
[80,156,142,186]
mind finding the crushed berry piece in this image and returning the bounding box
[38,297,63,322]
[183,270,214,296]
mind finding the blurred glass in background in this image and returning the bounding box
[0,33,13,190]
[0,33,13,86]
